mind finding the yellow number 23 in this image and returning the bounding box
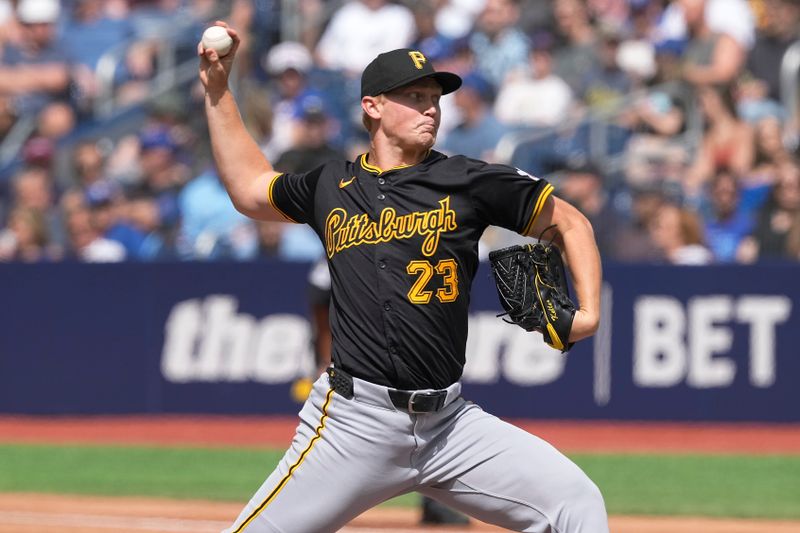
[406,259,459,304]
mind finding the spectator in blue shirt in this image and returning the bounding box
[468,0,529,89]
[441,72,509,161]
[0,0,71,118]
[60,0,137,114]
[176,167,258,261]
[85,179,147,259]
[703,172,755,263]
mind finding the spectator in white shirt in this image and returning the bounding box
[494,32,573,127]
[315,0,415,76]
[657,0,755,49]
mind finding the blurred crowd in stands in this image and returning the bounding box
[0,0,799,265]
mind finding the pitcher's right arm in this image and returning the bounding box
[198,22,281,221]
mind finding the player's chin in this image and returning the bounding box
[417,132,437,149]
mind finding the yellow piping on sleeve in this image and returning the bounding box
[267,173,299,223]
[523,183,554,236]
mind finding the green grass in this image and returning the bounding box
[0,444,282,501]
[574,453,800,519]
[0,444,798,518]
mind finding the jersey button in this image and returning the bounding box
[378,261,386,269]
[389,345,398,354]
[377,177,386,185]
[383,302,392,311]
[377,193,386,200]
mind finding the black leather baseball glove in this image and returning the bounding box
[488,236,576,352]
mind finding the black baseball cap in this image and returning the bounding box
[360,48,462,98]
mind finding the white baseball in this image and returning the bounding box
[202,26,233,57]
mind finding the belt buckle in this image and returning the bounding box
[407,390,445,413]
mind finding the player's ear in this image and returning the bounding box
[362,95,382,120]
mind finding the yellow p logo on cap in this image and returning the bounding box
[408,51,426,70]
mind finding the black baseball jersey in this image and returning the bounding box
[270,150,554,390]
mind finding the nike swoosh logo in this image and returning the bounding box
[339,177,356,189]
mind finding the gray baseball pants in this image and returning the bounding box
[223,371,608,532]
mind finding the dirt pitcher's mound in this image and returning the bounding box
[2,416,800,453]
[0,494,799,533]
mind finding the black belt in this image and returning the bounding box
[327,367,448,413]
[387,388,448,413]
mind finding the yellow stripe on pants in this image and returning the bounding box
[233,387,336,532]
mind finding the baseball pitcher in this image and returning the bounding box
[199,22,608,533]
